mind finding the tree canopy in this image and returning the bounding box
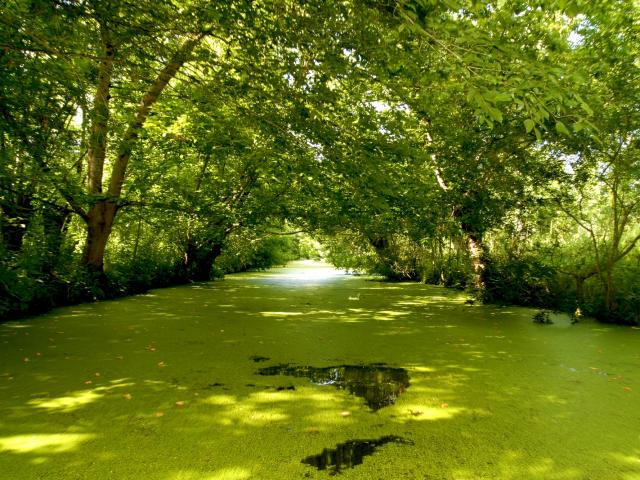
[1,0,639,324]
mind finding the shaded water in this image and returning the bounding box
[257,363,409,411]
[0,260,639,480]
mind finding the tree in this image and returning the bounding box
[548,0,640,315]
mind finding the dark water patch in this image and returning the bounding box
[276,385,296,391]
[257,364,409,411]
[250,355,271,363]
[205,382,225,389]
[302,436,412,475]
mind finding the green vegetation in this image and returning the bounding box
[3,3,639,475]
[1,263,638,479]
[1,0,639,324]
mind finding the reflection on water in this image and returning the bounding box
[257,363,410,411]
[301,436,412,474]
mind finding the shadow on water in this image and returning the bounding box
[256,363,410,411]
[301,435,413,475]
[249,355,270,363]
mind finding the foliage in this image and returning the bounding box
[482,255,561,308]
[0,0,639,325]
[217,232,310,273]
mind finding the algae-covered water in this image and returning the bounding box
[1,261,639,479]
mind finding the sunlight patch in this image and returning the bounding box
[373,311,408,321]
[401,404,462,420]
[28,390,101,412]
[278,268,344,281]
[0,433,95,454]
[526,458,583,479]
[260,311,303,317]
[202,394,238,406]
[210,401,289,427]
[28,383,134,412]
[170,467,252,480]
[408,366,436,373]
[203,468,252,480]
[608,451,640,467]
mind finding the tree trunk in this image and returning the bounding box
[466,233,488,293]
[81,200,117,272]
[77,33,204,272]
[369,235,400,279]
[570,266,602,315]
[107,33,206,198]
[183,241,222,281]
[86,28,115,195]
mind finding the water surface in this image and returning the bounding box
[0,261,638,479]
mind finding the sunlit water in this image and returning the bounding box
[0,261,639,479]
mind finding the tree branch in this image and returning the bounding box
[108,32,206,197]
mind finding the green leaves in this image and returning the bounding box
[1,0,638,321]
[524,119,535,133]
[555,121,570,136]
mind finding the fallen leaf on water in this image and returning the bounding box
[122,393,132,400]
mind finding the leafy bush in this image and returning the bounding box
[482,256,561,308]
[532,310,553,324]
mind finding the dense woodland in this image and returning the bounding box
[0,0,638,324]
